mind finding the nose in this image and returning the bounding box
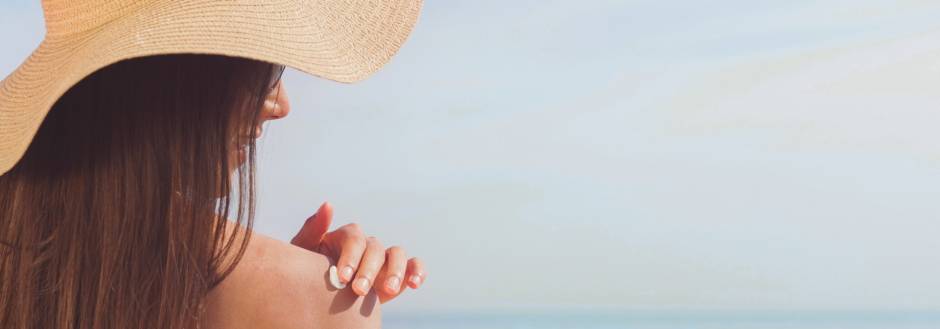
[263,82,291,121]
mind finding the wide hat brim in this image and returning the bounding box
[0,0,422,175]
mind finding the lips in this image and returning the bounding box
[232,126,262,149]
[233,124,267,164]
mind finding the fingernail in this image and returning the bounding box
[341,266,354,282]
[316,202,328,216]
[355,278,370,293]
[409,275,422,287]
[387,276,401,292]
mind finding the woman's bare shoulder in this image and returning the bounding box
[203,230,381,329]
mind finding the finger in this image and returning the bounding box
[378,257,426,304]
[376,275,407,304]
[379,246,407,296]
[333,223,366,283]
[289,202,332,251]
[351,237,385,296]
[405,257,426,289]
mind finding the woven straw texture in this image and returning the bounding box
[0,0,422,175]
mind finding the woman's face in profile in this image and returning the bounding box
[232,78,291,168]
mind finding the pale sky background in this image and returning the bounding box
[3,0,940,313]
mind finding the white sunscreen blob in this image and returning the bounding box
[329,265,347,289]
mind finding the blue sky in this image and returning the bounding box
[3,0,940,312]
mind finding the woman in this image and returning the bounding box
[0,0,425,328]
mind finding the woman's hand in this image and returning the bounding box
[290,202,426,304]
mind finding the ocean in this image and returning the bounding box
[383,311,940,329]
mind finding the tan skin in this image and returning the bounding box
[207,77,426,328]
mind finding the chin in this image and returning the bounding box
[237,148,247,164]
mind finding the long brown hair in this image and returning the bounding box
[0,54,278,328]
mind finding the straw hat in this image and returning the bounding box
[0,0,423,175]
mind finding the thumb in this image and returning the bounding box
[290,202,333,251]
